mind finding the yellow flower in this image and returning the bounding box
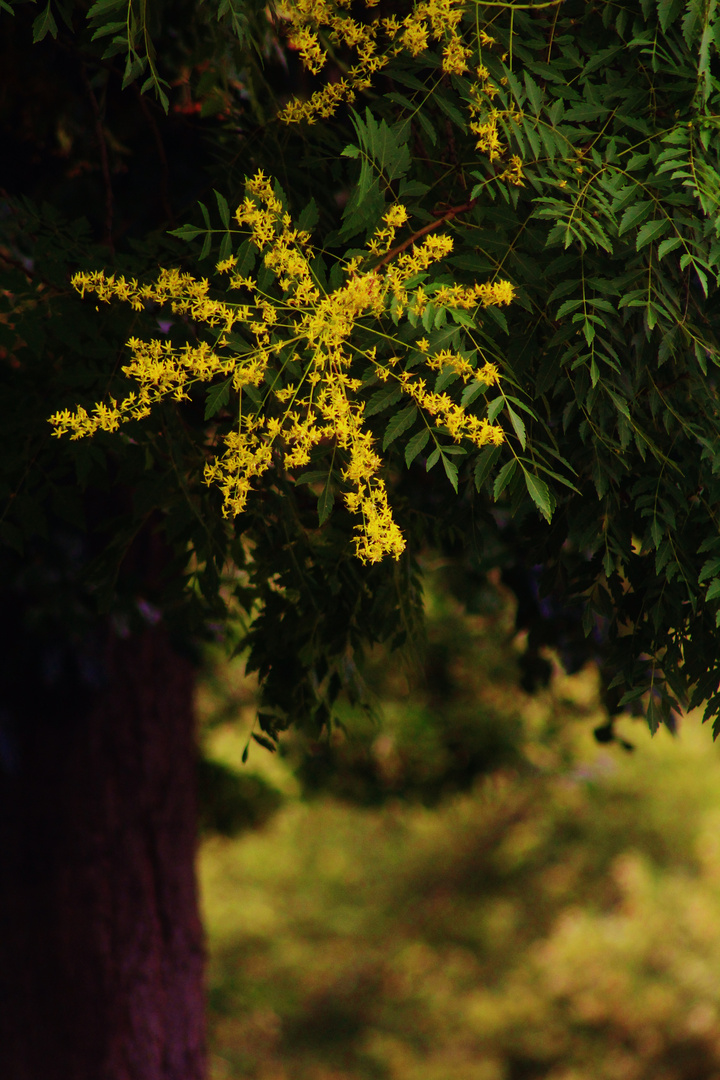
[216,255,237,274]
[54,164,515,565]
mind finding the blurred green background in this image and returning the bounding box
[197,567,720,1080]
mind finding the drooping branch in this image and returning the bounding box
[134,84,175,227]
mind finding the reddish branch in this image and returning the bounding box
[375,196,477,268]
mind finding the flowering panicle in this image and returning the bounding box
[50,171,515,564]
[278,0,471,123]
[394,365,505,450]
[367,205,410,258]
[276,2,526,193]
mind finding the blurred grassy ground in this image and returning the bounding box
[198,577,720,1080]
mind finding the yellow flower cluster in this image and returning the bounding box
[468,67,504,161]
[432,280,516,310]
[467,64,526,181]
[50,171,514,564]
[367,204,410,258]
[499,154,525,187]
[375,349,505,451]
[425,349,501,387]
[278,0,470,124]
[278,3,525,193]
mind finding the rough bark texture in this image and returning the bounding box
[0,621,206,1080]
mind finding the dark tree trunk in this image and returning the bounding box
[0,622,206,1080]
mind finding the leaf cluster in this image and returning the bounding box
[5,0,720,740]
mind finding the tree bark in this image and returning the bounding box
[0,620,206,1080]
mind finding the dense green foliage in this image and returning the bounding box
[199,601,720,1080]
[3,0,720,744]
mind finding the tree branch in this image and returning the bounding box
[374,197,477,268]
[80,64,114,254]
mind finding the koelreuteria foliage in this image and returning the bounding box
[4,0,720,739]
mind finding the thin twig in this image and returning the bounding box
[0,250,66,293]
[80,63,114,253]
[134,84,175,226]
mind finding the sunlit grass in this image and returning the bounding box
[198,581,720,1080]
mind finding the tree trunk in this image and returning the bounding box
[0,620,206,1080]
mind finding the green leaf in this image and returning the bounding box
[626,153,651,171]
[168,224,205,241]
[91,20,127,41]
[214,189,230,229]
[416,108,437,146]
[606,388,631,419]
[122,56,146,89]
[442,454,459,493]
[563,103,610,122]
[204,378,232,420]
[422,303,437,332]
[433,92,467,132]
[435,366,460,393]
[235,240,256,277]
[317,483,335,526]
[506,404,527,449]
[681,0,703,45]
[338,174,383,243]
[383,404,417,451]
[636,217,670,250]
[33,1,58,41]
[493,459,517,500]
[487,397,504,424]
[523,71,543,116]
[404,428,430,467]
[449,307,475,327]
[699,557,720,584]
[426,447,441,471]
[399,179,430,198]
[582,318,595,346]
[618,201,653,236]
[706,578,720,603]
[365,384,403,417]
[474,446,501,491]
[461,380,486,407]
[556,298,584,319]
[523,470,554,522]
[298,198,319,233]
[252,732,277,753]
[218,233,233,262]
[657,0,683,31]
[293,470,329,485]
[156,85,170,114]
[87,0,125,17]
[349,107,411,181]
[582,44,623,76]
